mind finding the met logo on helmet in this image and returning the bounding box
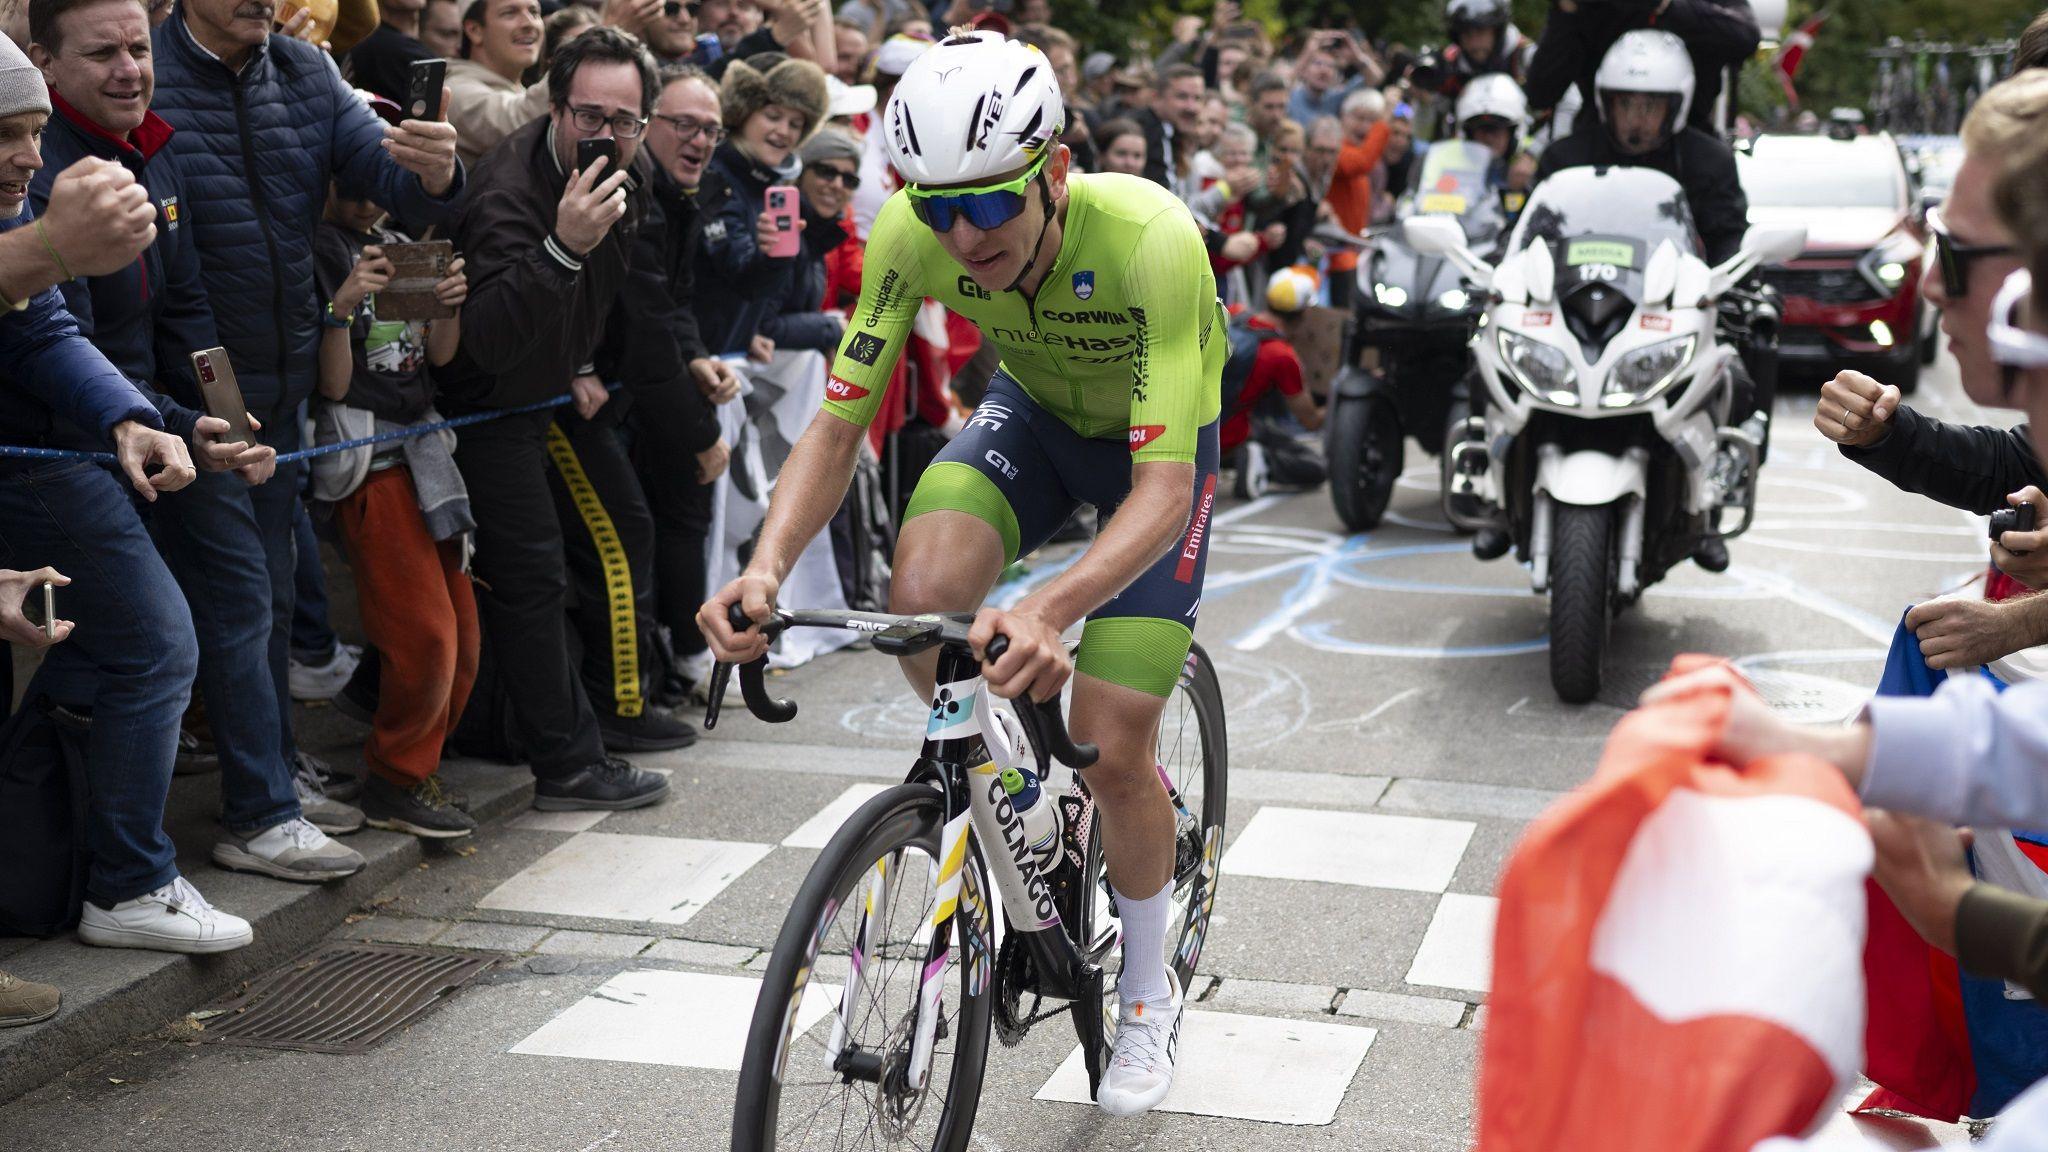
[826,375,870,402]
[1128,424,1165,450]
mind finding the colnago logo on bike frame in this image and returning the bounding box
[979,766,1062,927]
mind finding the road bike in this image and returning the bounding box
[711,608,1227,1151]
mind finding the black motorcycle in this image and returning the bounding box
[1326,141,1504,532]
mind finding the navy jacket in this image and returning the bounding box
[0,209,164,453]
[29,97,215,443]
[150,12,465,420]
[761,204,846,355]
[693,140,799,356]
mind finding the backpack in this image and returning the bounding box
[0,695,93,936]
[1219,315,1286,421]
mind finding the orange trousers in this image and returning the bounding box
[335,467,480,787]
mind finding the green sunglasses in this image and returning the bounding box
[906,154,1049,232]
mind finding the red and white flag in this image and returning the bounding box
[1774,11,1830,106]
[1479,658,1872,1152]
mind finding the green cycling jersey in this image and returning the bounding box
[820,172,1227,465]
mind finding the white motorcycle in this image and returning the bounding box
[1405,166,1805,703]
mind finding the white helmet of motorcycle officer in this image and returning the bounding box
[1595,29,1695,156]
[1456,73,1527,159]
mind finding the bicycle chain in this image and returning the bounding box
[991,933,1071,1046]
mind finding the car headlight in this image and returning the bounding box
[1858,232,1923,296]
[1603,335,1697,407]
[1374,282,1409,309]
[1498,329,1578,405]
[1437,289,1470,312]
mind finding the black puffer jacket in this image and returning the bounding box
[1525,0,1760,134]
[1535,123,1748,266]
[693,140,802,355]
[762,204,847,355]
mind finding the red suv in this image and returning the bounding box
[1738,133,1928,393]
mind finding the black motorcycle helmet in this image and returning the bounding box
[1445,0,1510,40]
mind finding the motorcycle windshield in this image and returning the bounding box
[1404,141,1508,250]
[1506,168,1702,352]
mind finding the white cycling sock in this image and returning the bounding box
[1112,880,1175,1008]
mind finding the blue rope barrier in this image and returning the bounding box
[0,355,750,469]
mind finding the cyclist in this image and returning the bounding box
[698,31,1224,1118]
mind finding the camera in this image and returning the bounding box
[1990,502,2037,550]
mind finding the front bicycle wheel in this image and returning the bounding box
[1070,641,1229,1086]
[733,784,996,1152]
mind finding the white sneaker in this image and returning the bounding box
[288,643,360,702]
[78,876,253,954]
[213,817,365,883]
[1095,969,1184,1117]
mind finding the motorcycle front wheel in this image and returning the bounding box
[1548,502,1616,704]
[1327,394,1403,533]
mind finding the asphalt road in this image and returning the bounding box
[0,349,2004,1152]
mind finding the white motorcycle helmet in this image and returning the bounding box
[1455,72,1529,137]
[1593,29,1695,148]
[882,31,1066,188]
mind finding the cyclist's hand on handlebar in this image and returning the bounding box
[699,572,780,663]
[969,607,1071,703]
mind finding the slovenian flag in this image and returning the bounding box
[1858,610,2048,1122]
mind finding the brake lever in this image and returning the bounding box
[981,634,1100,771]
[713,603,799,725]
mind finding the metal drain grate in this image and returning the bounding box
[201,944,494,1054]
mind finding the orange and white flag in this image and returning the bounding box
[1479,657,1872,1152]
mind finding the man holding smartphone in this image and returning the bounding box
[0,35,255,954]
[148,0,463,883]
[434,28,681,809]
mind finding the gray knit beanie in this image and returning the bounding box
[0,34,50,122]
[798,128,861,170]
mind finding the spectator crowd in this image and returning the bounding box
[3,0,2048,1141]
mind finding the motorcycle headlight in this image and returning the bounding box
[1498,329,1578,406]
[1437,289,1470,312]
[1374,282,1410,309]
[1603,334,1697,407]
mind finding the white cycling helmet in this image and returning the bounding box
[1455,72,1528,136]
[1594,29,1695,138]
[882,31,1066,187]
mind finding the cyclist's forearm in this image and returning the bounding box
[1019,464,1194,632]
[749,411,865,583]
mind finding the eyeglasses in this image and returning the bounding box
[652,113,726,144]
[807,164,860,190]
[907,154,1046,232]
[662,1,699,17]
[1991,269,2048,369]
[568,105,649,140]
[1928,205,2015,299]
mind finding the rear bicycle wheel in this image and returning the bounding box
[1069,641,1230,1088]
[732,784,996,1152]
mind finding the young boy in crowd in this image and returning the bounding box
[311,180,480,839]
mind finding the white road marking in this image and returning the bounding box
[1222,808,1475,893]
[1406,894,1498,993]
[479,833,773,926]
[511,969,839,1071]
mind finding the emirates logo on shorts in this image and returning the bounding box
[826,375,870,402]
[1128,424,1165,451]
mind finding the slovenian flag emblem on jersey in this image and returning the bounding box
[1072,270,1094,300]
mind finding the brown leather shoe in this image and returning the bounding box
[0,970,59,1028]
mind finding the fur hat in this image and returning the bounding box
[720,57,830,144]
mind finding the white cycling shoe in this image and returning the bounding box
[1095,968,1184,1117]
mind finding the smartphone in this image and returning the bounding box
[576,136,618,177]
[21,580,54,640]
[764,185,801,258]
[191,347,256,448]
[406,58,446,122]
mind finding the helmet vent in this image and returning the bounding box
[965,93,988,151]
[1014,107,1044,143]
[900,107,923,156]
[1011,66,1039,96]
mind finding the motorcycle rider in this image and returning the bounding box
[1412,0,1536,100]
[1455,72,1530,212]
[1533,29,1757,571]
[1525,0,1760,137]
[1536,31,1746,265]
